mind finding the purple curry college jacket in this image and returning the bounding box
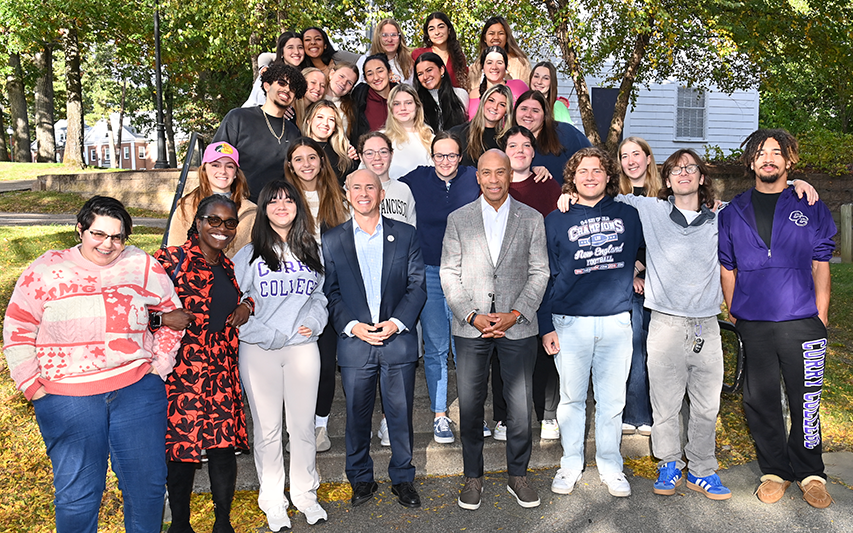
[717,187,836,322]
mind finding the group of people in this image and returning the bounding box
[1,11,838,533]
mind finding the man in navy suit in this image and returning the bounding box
[322,169,427,508]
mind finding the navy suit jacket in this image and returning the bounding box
[322,216,427,367]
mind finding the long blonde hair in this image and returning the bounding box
[370,18,413,81]
[384,84,434,153]
[618,136,662,196]
[467,84,513,163]
[302,99,352,175]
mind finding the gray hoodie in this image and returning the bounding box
[233,244,328,349]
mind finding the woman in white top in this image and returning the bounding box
[243,31,306,108]
[413,52,468,132]
[355,18,414,85]
[283,138,350,466]
[382,84,434,179]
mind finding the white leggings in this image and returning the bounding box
[239,341,320,511]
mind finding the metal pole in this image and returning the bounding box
[153,1,168,169]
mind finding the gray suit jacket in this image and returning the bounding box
[440,197,549,339]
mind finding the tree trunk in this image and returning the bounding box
[115,80,126,168]
[165,84,177,167]
[7,52,32,162]
[62,27,85,167]
[34,45,56,163]
[249,31,261,80]
[0,108,9,161]
[603,31,652,154]
[544,0,599,146]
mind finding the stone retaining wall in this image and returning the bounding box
[36,169,199,213]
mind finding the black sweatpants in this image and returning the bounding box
[738,317,827,481]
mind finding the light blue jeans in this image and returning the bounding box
[553,313,632,476]
[421,265,455,413]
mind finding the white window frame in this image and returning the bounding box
[139,146,146,158]
[675,86,706,141]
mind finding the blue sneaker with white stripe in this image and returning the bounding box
[653,461,683,495]
[687,472,732,500]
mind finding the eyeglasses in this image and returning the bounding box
[670,164,700,176]
[198,215,239,230]
[381,33,401,38]
[361,149,391,159]
[86,229,125,244]
[433,153,460,163]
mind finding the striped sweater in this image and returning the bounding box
[3,245,183,400]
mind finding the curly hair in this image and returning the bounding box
[657,149,716,209]
[740,128,799,180]
[261,61,307,100]
[422,12,469,89]
[561,147,620,198]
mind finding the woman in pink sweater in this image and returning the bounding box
[3,196,188,533]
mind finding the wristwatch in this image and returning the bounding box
[511,309,529,325]
[150,311,163,329]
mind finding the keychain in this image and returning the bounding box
[692,322,704,353]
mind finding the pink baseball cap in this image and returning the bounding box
[202,142,240,166]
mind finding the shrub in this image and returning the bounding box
[797,128,853,176]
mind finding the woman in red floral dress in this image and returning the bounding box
[155,195,252,533]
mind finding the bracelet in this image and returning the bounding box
[240,300,253,315]
[468,312,478,325]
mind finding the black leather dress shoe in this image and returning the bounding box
[351,481,379,507]
[391,481,421,508]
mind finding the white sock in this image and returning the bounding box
[315,415,329,428]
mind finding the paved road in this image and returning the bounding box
[273,453,852,532]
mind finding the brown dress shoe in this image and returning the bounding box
[755,474,791,503]
[798,476,833,508]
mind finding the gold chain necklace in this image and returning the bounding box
[263,110,285,144]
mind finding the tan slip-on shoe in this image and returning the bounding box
[798,475,833,509]
[755,474,791,503]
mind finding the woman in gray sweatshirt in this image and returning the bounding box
[233,180,329,530]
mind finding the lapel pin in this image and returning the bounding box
[387,235,395,242]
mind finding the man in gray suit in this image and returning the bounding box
[440,149,549,510]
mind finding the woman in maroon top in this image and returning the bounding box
[348,54,397,146]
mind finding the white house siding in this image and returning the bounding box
[553,73,758,161]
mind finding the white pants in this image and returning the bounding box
[239,341,321,511]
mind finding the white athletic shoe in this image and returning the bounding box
[551,468,582,494]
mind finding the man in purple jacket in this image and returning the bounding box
[718,129,836,509]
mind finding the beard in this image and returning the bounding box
[756,166,785,184]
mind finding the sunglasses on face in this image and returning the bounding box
[198,215,239,230]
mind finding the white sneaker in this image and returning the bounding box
[621,423,637,435]
[493,421,507,441]
[551,468,582,494]
[300,503,328,525]
[377,418,390,447]
[600,472,631,497]
[483,420,492,438]
[637,424,652,436]
[540,419,560,440]
[315,426,331,452]
[266,503,291,532]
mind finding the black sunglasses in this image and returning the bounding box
[198,215,239,230]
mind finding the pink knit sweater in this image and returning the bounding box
[3,245,184,400]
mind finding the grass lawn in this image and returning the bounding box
[0,225,850,530]
[0,190,167,218]
[0,162,124,182]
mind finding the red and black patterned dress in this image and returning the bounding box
[155,236,250,462]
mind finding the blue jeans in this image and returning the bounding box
[623,292,652,426]
[33,374,168,533]
[553,313,632,476]
[421,265,455,413]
